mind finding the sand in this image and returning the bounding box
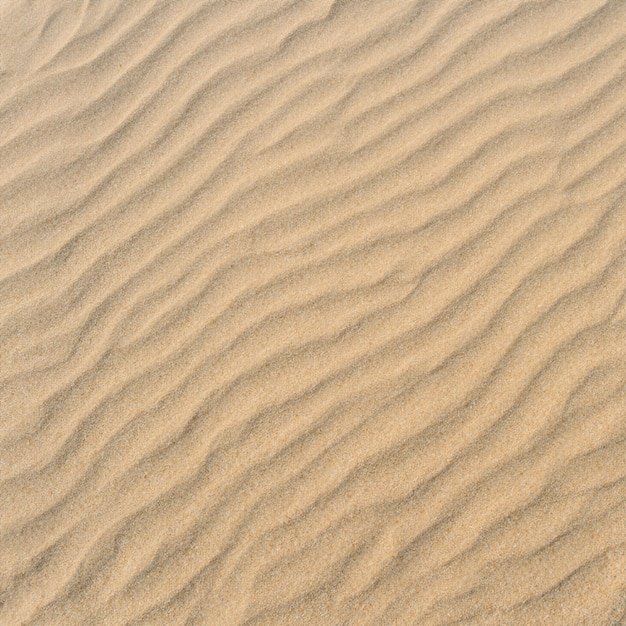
[0,0,625,624]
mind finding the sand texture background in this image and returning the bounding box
[1,0,626,624]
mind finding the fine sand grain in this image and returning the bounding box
[1,1,626,624]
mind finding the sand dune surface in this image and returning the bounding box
[1,1,626,624]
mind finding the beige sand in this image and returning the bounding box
[1,1,625,624]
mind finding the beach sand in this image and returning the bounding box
[1,1,625,624]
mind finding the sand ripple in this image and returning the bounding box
[1,1,625,624]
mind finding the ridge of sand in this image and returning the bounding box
[1,1,625,624]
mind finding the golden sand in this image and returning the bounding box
[1,1,625,624]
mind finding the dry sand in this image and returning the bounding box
[1,0,626,624]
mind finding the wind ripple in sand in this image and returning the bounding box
[1,1,625,624]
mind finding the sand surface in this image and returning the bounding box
[1,1,626,624]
